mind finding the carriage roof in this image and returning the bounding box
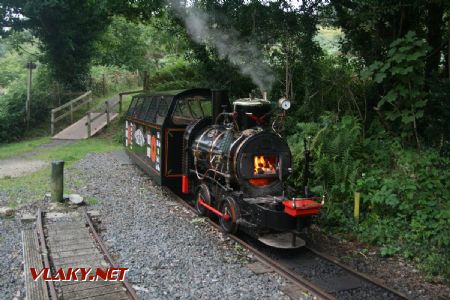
[126,88,211,127]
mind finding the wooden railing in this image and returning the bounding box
[51,91,93,135]
[85,90,143,137]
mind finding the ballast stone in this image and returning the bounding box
[0,206,14,217]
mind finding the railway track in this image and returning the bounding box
[166,189,410,300]
[25,208,137,300]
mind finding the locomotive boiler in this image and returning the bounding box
[124,88,322,248]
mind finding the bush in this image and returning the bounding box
[357,141,450,280]
[0,66,53,143]
[149,57,207,91]
[89,65,140,96]
[288,113,450,281]
[0,79,27,142]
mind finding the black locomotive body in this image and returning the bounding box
[125,88,322,248]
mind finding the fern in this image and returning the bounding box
[289,113,363,204]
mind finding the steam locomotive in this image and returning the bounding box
[124,89,322,248]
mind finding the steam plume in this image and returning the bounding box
[169,1,275,92]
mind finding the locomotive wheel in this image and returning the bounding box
[195,184,211,216]
[219,197,240,234]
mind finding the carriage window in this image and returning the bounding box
[139,97,152,120]
[126,97,138,116]
[172,97,211,125]
[144,97,158,122]
[130,97,144,119]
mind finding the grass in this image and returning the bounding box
[0,137,121,208]
[85,196,99,205]
[0,136,51,160]
[32,138,121,165]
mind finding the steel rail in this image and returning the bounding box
[217,224,336,300]
[164,188,335,300]
[36,208,59,300]
[82,209,138,300]
[305,246,410,300]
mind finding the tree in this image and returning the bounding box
[94,14,188,72]
[331,0,450,78]
[1,0,163,90]
[2,0,114,90]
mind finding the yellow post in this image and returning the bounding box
[354,192,361,224]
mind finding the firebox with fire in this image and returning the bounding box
[254,155,276,175]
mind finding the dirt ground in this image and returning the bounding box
[0,139,74,179]
[0,159,48,178]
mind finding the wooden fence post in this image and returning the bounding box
[102,74,106,96]
[51,160,64,202]
[87,112,92,137]
[119,94,123,113]
[51,111,55,136]
[70,102,73,123]
[105,101,110,125]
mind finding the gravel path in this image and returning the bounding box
[66,151,295,300]
[0,217,25,299]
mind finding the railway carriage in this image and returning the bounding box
[125,88,322,248]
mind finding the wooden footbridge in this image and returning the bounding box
[51,90,142,140]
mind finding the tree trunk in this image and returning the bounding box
[448,16,450,79]
[425,0,444,78]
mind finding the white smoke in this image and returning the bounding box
[169,1,275,92]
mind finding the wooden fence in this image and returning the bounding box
[51,91,93,136]
[85,90,143,137]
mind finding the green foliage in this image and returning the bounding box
[94,15,187,72]
[149,57,207,91]
[289,114,449,280]
[423,79,450,153]
[362,32,430,147]
[314,26,343,55]
[0,50,26,88]
[0,63,57,143]
[282,54,368,126]
[94,16,150,71]
[2,0,113,90]
[330,0,428,65]
[289,114,363,226]
[89,65,140,96]
[356,141,450,280]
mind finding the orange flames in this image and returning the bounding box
[254,155,276,175]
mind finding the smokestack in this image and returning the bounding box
[211,90,230,124]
